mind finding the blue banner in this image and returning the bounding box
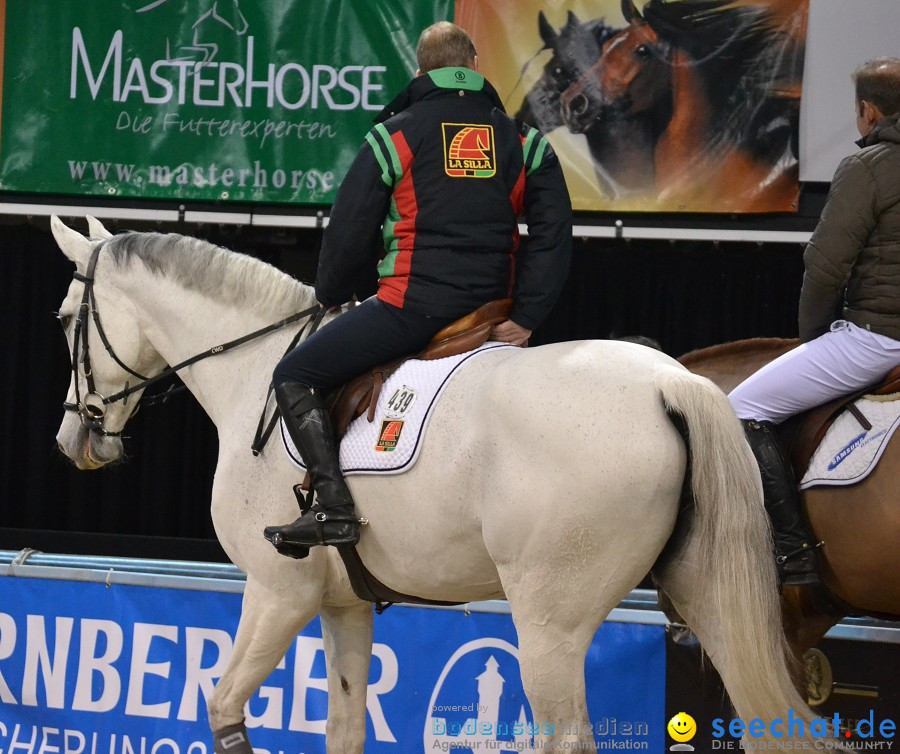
[0,576,664,751]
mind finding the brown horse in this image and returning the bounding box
[679,338,900,661]
[560,0,803,211]
[512,11,657,199]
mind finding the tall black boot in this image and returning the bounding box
[263,382,360,550]
[742,419,822,587]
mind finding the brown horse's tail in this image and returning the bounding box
[650,367,841,748]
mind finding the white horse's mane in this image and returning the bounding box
[106,232,317,317]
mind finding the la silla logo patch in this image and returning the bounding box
[442,123,496,178]
[375,419,405,452]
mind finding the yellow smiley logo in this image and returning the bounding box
[667,712,697,742]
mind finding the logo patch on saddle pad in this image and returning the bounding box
[281,343,515,475]
[800,395,900,489]
[375,419,404,452]
[442,123,496,178]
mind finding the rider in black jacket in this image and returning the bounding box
[264,21,572,553]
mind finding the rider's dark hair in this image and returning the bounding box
[853,57,900,117]
[416,21,477,73]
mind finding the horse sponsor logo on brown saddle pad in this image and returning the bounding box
[800,395,900,489]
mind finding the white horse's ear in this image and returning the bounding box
[86,215,113,240]
[51,215,92,267]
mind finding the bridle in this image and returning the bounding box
[63,240,324,438]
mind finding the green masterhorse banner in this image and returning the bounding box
[0,0,807,212]
[0,0,451,204]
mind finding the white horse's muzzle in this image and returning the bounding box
[56,413,124,469]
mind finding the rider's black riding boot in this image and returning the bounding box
[263,382,360,549]
[741,419,821,587]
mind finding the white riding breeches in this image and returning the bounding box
[728,320,900,424]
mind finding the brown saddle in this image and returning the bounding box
[326,298,513,438]
[782,365,900,480]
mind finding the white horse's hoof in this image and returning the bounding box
[213,722,253,754]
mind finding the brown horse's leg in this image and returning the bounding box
[780,587,842,693]
[781,587,842,654]
[777,433,900,701]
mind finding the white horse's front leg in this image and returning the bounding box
[320,601,374,754]
[208,574,324,752]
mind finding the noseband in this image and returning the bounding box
[63,241,323,438]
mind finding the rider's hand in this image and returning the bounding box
[490,319,531,347]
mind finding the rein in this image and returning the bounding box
[63,240,323,438]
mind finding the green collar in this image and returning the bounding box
[427,67,484,92]
[374,66,504,124]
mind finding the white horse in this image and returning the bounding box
[51,216,816,751]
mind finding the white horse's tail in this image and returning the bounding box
[652,367,823,741]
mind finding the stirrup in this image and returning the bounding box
[272,540,311,560]
[262,525,311,559]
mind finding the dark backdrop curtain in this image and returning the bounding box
[533,237,804,353]
[0,220,803,560]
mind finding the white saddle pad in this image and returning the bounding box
[282,343,515,475]
[799,395,900,489]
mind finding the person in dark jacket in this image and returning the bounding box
[729,57,900,587]
[264,22,572,552]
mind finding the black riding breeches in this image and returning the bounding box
[272,297,457,393]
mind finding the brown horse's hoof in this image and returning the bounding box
[213,722,253,754]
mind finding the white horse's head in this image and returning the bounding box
[52,216,165,469]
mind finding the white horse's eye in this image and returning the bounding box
[57,312,72,330]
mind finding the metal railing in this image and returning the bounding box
[2,549,896,643]
[0,200,813,243]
